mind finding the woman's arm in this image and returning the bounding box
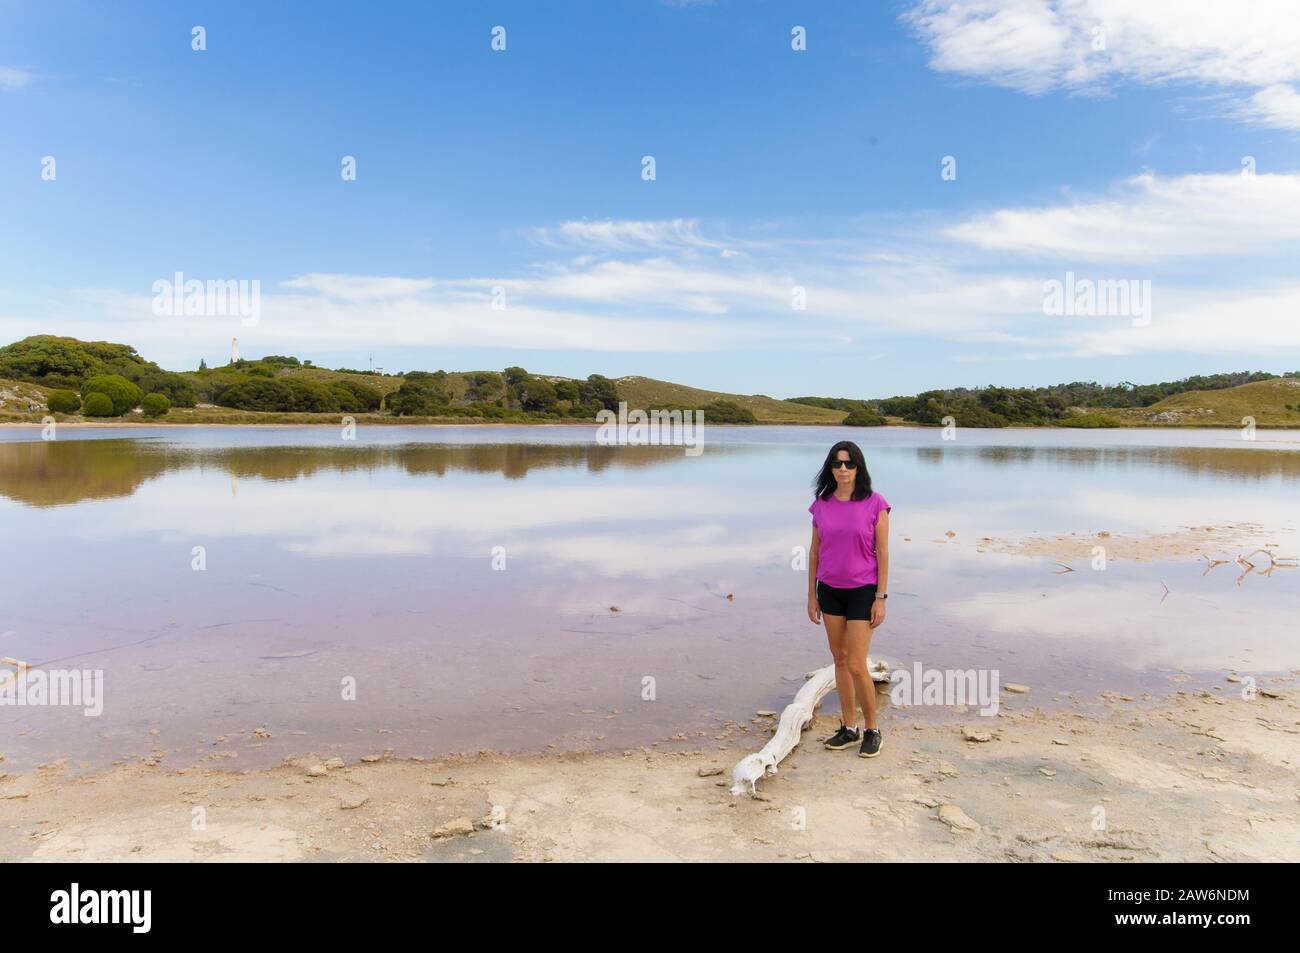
[807,524,822,624]
[871,510,890,627]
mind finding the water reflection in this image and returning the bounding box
[7,438,1298,510]
[0,440,692,507]
[915,444,1300,481]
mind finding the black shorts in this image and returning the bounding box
[816,581,877,622]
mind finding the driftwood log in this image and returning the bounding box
[0,656,30,691]
[731,658,890,796]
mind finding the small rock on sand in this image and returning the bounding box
[305,764,328,777]
[1051,849,1087,863]
[339,792,369,810]
[937,804,980,832]
[1003,683,1031,694]
[961,726,993,743]
[697,766,724,777]
[324,757,346,770]
[431,816,476,839]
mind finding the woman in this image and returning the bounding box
[806,440,890,758]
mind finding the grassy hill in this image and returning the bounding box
[614,376,846,424]
[7,334,1298,429]
[280,365,405,397]
[284,368,847,425]
[1095,378,1300,428]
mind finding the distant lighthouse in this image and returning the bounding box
[231,337,240,364]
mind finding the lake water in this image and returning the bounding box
[2,424,1298,772]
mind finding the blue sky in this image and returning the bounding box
[3,0,1299,398]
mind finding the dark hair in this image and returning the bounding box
[813,441,873,501]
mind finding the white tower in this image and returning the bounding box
[231,337,240,363]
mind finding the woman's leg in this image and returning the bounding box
[824,613,855,726]
[845,620,877,730]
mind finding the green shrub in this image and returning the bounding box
[388,376,451,416]
[130,369,197,407]
[82,391,115,417]
[516,377,558,411]
[329,384,362,413]
[331,379,382,411]
[0,335,148,390]
[580,374,620,411]
[82,374,143,415]
[141,393,171,417]
[46,389,82,413]
[842,410,887,426]
[1059,413,1120,428]
[700,400,757,423]
[283,377,340,412]
[465,371,507,405]
[216,377,295,411]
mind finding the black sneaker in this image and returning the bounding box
[858,728,883,758]
[823,724,860,750]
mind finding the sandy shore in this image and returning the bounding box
[978,522,1290,563]
[3,676,1295,863]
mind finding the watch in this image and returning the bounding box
[875,593,888,600]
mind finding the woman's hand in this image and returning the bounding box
[807,595,822,625]
[870,597,886,628]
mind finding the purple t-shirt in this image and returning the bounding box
[809,491,891,588]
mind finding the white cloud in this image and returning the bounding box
[0,66,35,90]
[1240,83,1300,131]
[1052,282,1300,357]
[903,0,1300,130]
[904,0,1088,94]
[280,273,435,300]
[501,256,787,315]
[948,172,1300,260]
[532,218,731,253]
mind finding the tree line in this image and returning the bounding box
[793,370,1300,427]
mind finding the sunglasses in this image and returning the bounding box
[831,460,857,470]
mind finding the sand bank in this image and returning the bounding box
[3,676,1295,863]
[977,522,1290,563]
